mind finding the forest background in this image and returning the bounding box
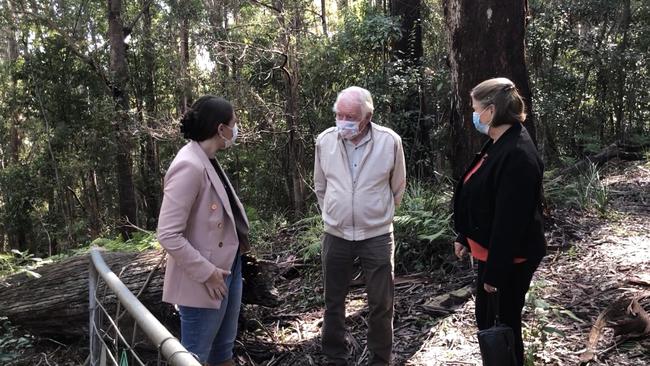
[0,0,648,273]
[1,0,649,364]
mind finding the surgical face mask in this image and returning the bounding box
[472,108,490,135]
[220,124,238,148]
[336,119,360,140]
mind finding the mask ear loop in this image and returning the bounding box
[480,101,496,127]
[216,123,234,148]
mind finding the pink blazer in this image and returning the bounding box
[157,141,249,309]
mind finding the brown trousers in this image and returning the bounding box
[321,232,394,366]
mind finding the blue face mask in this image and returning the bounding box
[472,108,490,135]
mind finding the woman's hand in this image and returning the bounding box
[204,267,231,301]
[454,241,468,259]
[483,283,498,293]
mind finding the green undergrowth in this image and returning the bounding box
[545,161,610,216]
[248,180,455,274]
[0,250,48,279]
[393,181,455,272]
[523,280,588,365]
[0,317,35,364]
[1,232,159,278]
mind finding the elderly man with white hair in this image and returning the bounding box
[314,86,406,365]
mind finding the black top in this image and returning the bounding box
[453,123,546,288]
[209,158,247,244]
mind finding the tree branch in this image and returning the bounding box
[21,1,112,92]
[249,0,281,13]
[124,0,155,37]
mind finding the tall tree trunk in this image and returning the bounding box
[140,0,161,230]
[444,0,536,180]
[390,0,428,178]
[108,0,137,238]
[35,83,75,247]
[203,0,226,37]
[320,0,328,35]
[83,170,102,238]
[178,1,192,114]
[286,65,305,216]
[276,1,305,216]
[3,0,18,63]
[202,0,229,76]
[614,0,631,141]
[6,0,20,164]
[4,0,31,251]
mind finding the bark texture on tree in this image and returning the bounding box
[108,0,138,237]
[177,0,192,114]
[275,1,306,216]
[390,0,430,179]
[0,250,280,339]
[140,0,161,230]
[444,0,536,180]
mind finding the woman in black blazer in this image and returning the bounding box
[453,77,546,366]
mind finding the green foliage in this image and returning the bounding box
[90,232,161,252]
[256,182,456,271]
[523,280,587,365]
[0,232,159,278]
[545,162,609,214]
[0,249,49,278]
[294,213,325,262]
[247,180,455,273]
[393,181,454,272]
[528,0,649,161]
[0,317,34,364]
[69,232,160,256]
[247,211,290,253]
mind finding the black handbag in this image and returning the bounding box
[477,293,518,366]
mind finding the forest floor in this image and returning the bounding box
[1,158,648,365]
[237,158,650,366]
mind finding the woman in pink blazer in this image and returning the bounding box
[157,96,250,366]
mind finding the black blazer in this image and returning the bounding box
[453,123,546,288]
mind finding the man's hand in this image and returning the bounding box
[205,267,231,301]
[454,241,468,259]
[483,283,498,293]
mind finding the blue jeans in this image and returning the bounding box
[178,254,242,364]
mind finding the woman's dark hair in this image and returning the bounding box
[471,77,526,127]
[180,95,233,141]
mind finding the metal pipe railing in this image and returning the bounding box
[89,247,200,366]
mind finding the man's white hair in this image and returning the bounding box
[333,86,374,118]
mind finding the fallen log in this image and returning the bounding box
[560,141,648,176]
[0,249,280,340]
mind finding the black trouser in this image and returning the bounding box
[475,259,540,366]
[321,232,394,366]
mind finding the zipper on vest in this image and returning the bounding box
[352,183,356,241]
[340,138,356,240]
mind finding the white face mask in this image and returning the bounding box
[220,124,238,148]
[336,119,360,140]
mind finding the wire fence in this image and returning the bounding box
[88,247,200,366]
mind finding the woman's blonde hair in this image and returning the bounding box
[470,77,526,127]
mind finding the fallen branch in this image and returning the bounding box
[561,141,648,176]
